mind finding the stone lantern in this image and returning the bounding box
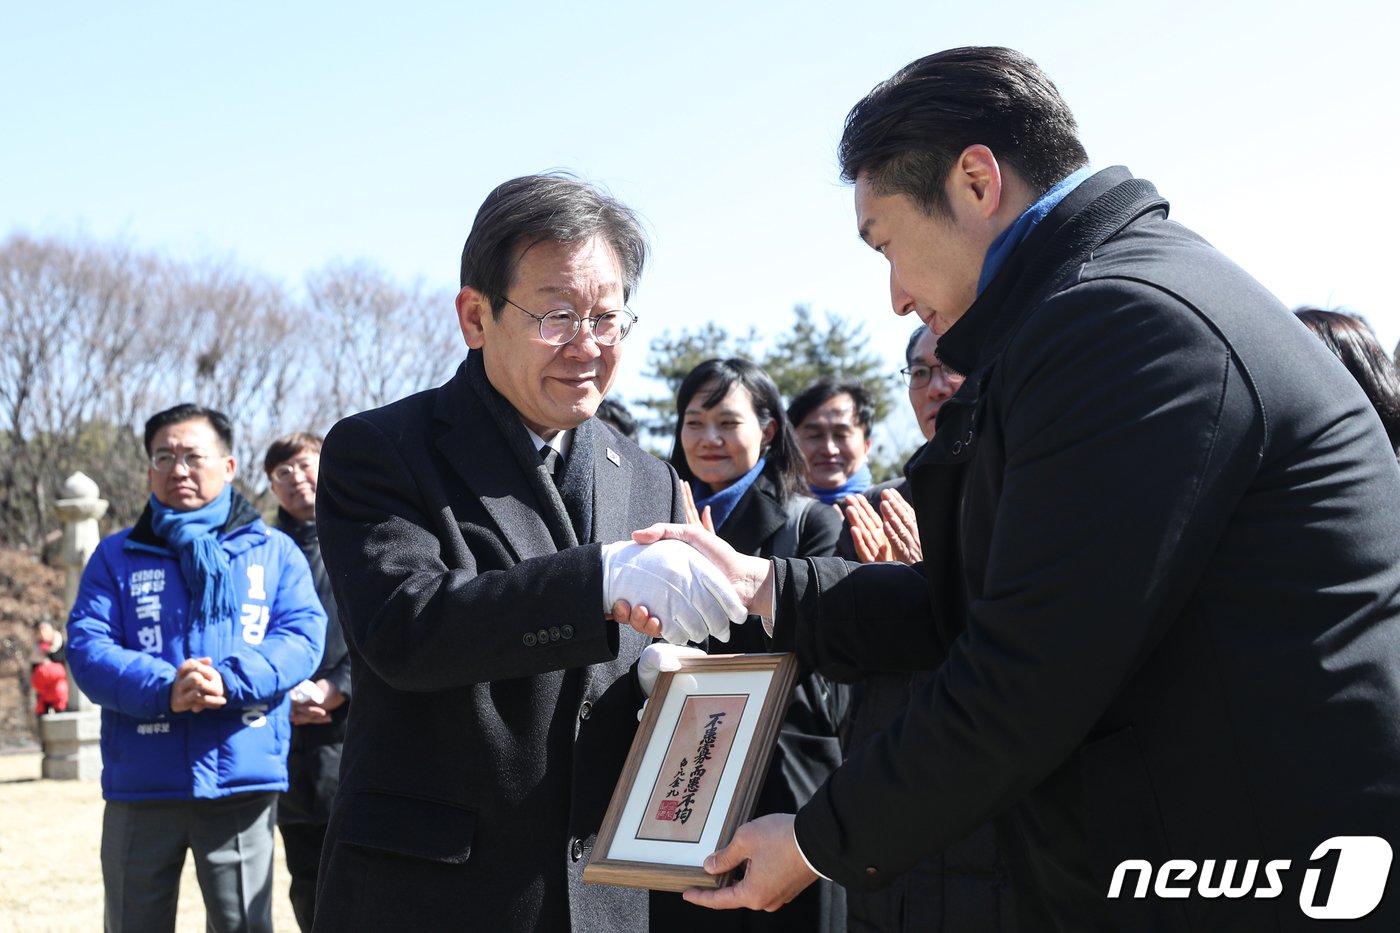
[42,471,108,779]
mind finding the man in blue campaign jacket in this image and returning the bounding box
[68,402,325,933]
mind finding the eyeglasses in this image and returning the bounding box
[271,460,316,484]
[501,297,637,347]
[900,363,959,389]
[150,451,215,473]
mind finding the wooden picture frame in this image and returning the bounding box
[583,652,799,893]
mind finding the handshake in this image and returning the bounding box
[601,523,772,645]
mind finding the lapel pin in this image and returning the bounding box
[606,447,621,466]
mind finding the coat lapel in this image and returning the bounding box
[588,422,634,545]
[432,367,559,564]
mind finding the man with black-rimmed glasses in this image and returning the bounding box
[68,402,326,933]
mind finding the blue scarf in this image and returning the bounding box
[692,458,766,531]
[810,462,872,505]
[978,165,1095,295]
[148,486,239,629]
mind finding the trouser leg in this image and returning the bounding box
[101,799,188,933]
[188,791,277,933]
[279,821,327,933]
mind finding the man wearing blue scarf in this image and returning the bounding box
[787,380,878,505]
[68,403,326,933]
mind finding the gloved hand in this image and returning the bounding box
[289,680,326,705]
[638,643,708,698]
[601,539,748,645]
[636,643,708,721]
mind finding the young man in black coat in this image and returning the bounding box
[313,174,744,933]
[620,48,1400,930]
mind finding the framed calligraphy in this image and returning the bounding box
[583,652,799,892]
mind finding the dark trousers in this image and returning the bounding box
[279,821,327,933]
[101,792,277,933]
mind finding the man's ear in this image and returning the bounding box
[951,144,1004,221]
[456,286,491,349]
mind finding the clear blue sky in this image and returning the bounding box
[3,1,1393,450]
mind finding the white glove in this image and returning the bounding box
[601,539,748,645]
[636,643,707,722]
[289,680,326,705]
[638,643,708,699]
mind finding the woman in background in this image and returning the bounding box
[657,357,846,933]
[1296,307,1400,457]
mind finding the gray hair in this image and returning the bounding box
[458,173,648,319]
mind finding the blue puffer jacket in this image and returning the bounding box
[68,490,326,801]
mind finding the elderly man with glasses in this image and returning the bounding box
[312,173,743,933]
[67,402,326,933]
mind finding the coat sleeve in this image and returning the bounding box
[773,556,942,678]
[316,412,623,692]
[789,279,1263,886]
[796,498,842,559]
[214,534,326,706]
[66,539,181,720]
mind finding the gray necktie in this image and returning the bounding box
[539,444,587,541]
[539,445,562,480]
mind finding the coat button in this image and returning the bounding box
[570,838,584,861]
[560,625,574,639]
[549,626,561,642]
[579,701,592,721]
[523,632,537,647]
[865,866,879,875]
[952,441,963,455]
[964,430,973,444]
[537,628,550,644]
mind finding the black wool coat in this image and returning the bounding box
[776,168,1400,931]
[313,352,684,933]
[838,480,1020,933]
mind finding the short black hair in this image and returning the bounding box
[839,46,1089,216]
[459,173,648,319]
[595,397,638,442]
[1296,308,1400,456]
[787,379,876,436]
[143,403,233,456]
[905,323,931,365]
[263,432,324,478]
[670,358,805,503]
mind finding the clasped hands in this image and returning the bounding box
[170,656,226,713]
[601,523,773,645]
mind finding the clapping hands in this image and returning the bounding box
[843,489,922,565]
